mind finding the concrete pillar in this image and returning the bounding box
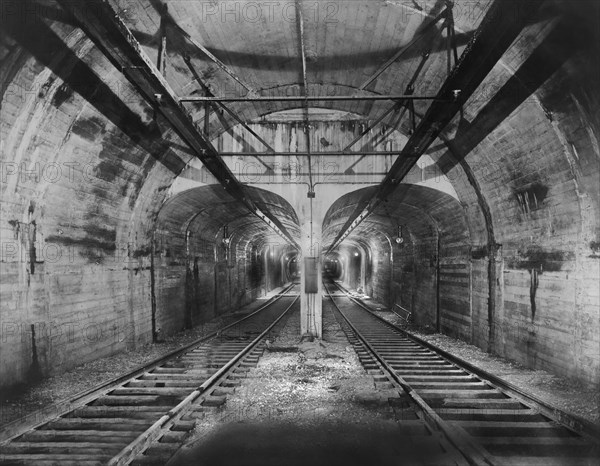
[254,183,365,339]
[297,197,325,338]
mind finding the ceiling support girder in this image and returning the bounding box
[218,151,410,157]
[183,56,275,172]
[343,49,432,174]
[180,94,443,103]
[327,0,546,252]
[56,0,297,248]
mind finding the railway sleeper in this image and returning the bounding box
[439,409,545,422]
[209,386,236,396]
[17,429,141,443]
[432,398,526,410]
[110,387,198,397]
[408,381,489,390]
[456,421,578,438]
[39,418,152,431]
[0,442,124,455]
[393,369,466,376]
[0,453,113,464]
[141,372,210,380]
[159,431,188,443]
[483,439,600,457]
[201,395,227,407]
[418,389,507,399]
[67,406,172,419]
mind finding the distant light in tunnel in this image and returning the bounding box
[354,252,359,257]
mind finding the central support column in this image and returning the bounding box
[297,197,325,338]
[254,183,368,339]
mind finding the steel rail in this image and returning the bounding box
[332,281,600,445]
[108,294,299,465]
[324,282,494,466]
[0,283,297,444]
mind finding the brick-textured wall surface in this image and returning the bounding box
[0,26,281,390]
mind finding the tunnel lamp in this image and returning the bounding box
[396,225,404,244]
[222,225,231,247]
[354,252,359,257]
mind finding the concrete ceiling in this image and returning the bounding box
[116,0,487,132]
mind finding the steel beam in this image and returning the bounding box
[327,0,546,252]
[219,151,406,157]
[180,94,443,103]
[184,56,275,171]
[343,50,432,173]
[57,0,297,247]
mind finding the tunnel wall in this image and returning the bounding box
[0,30,175,388]
[0,26,283,390]
[150,229,276,339]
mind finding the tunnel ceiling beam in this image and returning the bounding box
[219,151,414,157]
[179,94,443,103]
[56,0,298,248]
[183,56,276,171]
[342,50,433,173]
[327,0,546,252]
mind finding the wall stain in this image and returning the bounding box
[530,268,539,321]
[506,245,566,272]
[46,235,116,253]
[83,225,117,243]
[51,82,73,108]
[27,324,42,383]
[470,245,488,260]
[514,182,549,215]
[71,116,106,140]
[132,245,152,258]
[590,240,600,258]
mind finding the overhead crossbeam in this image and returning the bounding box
[57,0,297,247]
[327,0,546,252]
[183,56,275,171]
[219,151,408,157]
[180,94,442,103]
[343,50,432,173]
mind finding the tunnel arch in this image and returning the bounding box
[325,184,472,334]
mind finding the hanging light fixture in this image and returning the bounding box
[222,225,231,248]
[395,225,404,244]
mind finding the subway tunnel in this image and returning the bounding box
[0,0,599,464]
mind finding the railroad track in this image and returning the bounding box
[325,280,600,466]
[0,284,299,466]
